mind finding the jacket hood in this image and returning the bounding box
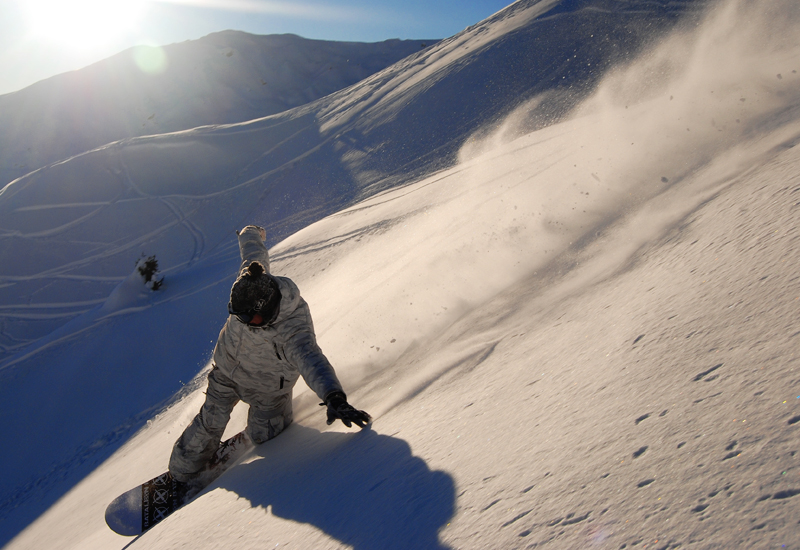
[270,276,302,326]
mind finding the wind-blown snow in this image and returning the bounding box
[3,0,800,548]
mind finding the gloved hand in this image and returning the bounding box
[236,225,266,240]
[322,392,372,428]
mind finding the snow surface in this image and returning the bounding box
[3,0,800,548]
[0,0,697,367]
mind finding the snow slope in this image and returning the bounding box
[0,0,700,366]
[4,0,800,548]
[0,32,434,188]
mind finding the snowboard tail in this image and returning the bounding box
[105,430,252,536]
[105,472,183,537]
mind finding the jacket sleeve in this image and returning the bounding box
[281,301,344,402]
[237,226,270,273]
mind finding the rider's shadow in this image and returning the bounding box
[219,424,455,549]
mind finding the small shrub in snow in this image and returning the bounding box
[137,255,164,290]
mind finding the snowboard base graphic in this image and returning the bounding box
[105,431,252,536]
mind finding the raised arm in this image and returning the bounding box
[237,225,270,273]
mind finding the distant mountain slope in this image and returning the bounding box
[330,0,707,193]
[0,0,707,364]
[0,31,434,187]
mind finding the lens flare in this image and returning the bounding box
[132,45,169,74]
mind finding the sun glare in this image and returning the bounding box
[20,0,146,50]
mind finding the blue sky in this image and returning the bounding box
[0,0,512,95]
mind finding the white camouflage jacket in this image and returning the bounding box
[211,227,343,414]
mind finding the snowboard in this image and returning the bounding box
[105,430,253,536]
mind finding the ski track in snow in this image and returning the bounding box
[120,160,207,266]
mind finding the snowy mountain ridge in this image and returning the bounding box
[0,31,434,189]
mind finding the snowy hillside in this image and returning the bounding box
[0,0,701,367]
[0,32,434,188]
[4,0,800,548]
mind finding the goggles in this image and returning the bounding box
[228,299,268,327]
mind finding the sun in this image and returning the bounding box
[20,0,146,51]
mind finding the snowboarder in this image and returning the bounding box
[169,225,371,491]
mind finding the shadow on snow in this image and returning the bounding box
[221,424,456,550]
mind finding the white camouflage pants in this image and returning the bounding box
[168,367,292,482]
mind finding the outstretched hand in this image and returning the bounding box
[323,392,372,429]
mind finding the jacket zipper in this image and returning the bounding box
[275,342,285,389]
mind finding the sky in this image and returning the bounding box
[0,0,512,96]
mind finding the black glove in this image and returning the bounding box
[322,392,371,428]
